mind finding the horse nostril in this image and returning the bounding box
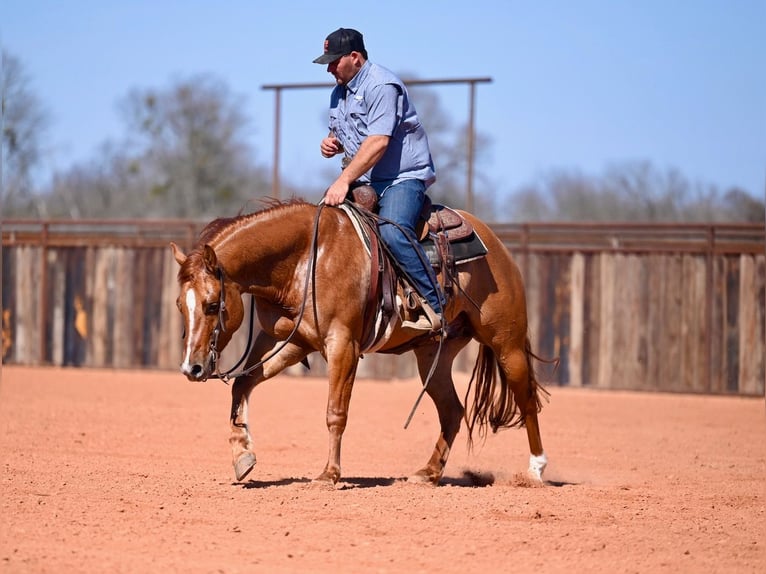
[190,364,204,378]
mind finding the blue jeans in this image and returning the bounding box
[370,179,445,314]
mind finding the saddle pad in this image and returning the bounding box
[421,231,488,267]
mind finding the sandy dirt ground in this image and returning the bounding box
[1,365,764,573]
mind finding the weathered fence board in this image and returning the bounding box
[90,247,112,366]
[568,253,585,387]
[14,247,39,362]
[738,254,765,394]
[2,220,764,396]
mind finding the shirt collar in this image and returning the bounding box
[345,60,371,95]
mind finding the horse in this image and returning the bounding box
[170,198,548,486]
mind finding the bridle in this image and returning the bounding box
[203,263,262,383]
[206,264,229,378]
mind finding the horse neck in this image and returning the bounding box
[213,207,314,296]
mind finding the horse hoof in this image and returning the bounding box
[407,470,440,485]
[309,478,336,490]
[310,473,338,490]
[311,469,339,487]
[527,452,548,484]
[234,452,257,481]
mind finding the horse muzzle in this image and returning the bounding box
[180,353,215,382]
[180,333,222,382]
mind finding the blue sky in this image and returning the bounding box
[2,0,765,200]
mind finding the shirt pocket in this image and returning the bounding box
[347,95,369,137]
[328,107,342,135]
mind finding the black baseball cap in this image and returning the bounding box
[313,28,366,64]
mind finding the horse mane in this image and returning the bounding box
[198,197,310,244]
[177,197,313,284]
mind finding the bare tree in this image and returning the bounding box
[1,48,49,215]
[720,187,766,223]
[408,81,495,219]
[42,142,150,218]
[117,73,268,218]
[41,74,270,219]
[505,162,765,223]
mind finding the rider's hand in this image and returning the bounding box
[323,180,349,206]
[320,136,343,158]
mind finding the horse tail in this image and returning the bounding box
[463,337,550,448]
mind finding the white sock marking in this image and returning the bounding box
[528,452,548,481]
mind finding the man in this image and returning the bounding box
[314,27,444,333]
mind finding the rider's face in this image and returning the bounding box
[327,52,362,86]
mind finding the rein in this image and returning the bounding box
[207,203,326,383]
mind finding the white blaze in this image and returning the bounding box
[182,288,197,368]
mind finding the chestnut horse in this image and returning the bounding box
[170,199,548,486]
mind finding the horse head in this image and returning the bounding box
[171,242,245,381]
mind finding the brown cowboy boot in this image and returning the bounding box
[401,300,442,333]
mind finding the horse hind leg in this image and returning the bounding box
[497,341,548,483]
[408,338,470,485]
[523,405,547,483]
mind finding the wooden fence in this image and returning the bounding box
[2,219,764,396]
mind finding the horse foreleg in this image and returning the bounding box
[229,336,309,481]
[230,375,258,481]
[409,339,469,485]
[314,338,360,486]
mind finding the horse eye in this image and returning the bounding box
[205,302,219,315]
[181,325,186,340]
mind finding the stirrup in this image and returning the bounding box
[401,301,442,333]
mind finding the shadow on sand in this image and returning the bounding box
[236,470,579,490]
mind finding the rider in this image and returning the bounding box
[314,27,445,333]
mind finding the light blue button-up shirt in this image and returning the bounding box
[327,61,436,188]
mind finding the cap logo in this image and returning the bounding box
[323,40,329,53]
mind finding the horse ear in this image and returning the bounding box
[170,242,186,265]
[202,244,218,274]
